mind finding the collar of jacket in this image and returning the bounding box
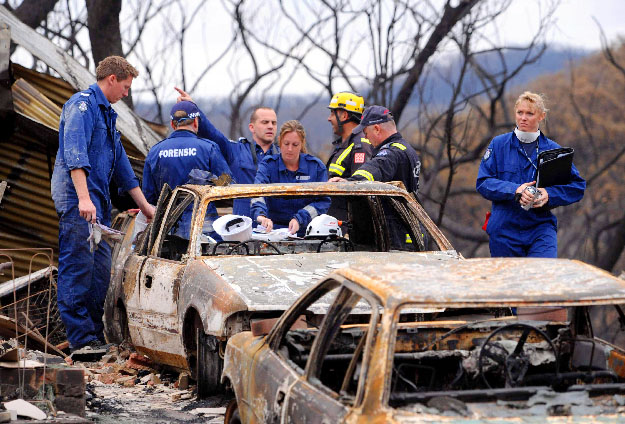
[374,132,403,154]
[332,130,364,148]
[169,129,198,139]
[90,83,112,109]
[278,153,306,173]
[240,137,279,154]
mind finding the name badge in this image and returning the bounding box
[296,175,311,181]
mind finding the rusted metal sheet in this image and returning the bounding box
[338,258,625,308]
[205,251,459,312]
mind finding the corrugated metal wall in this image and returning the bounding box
[0,64,161,281]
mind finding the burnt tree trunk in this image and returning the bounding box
[12,0,58,28]
[391,0,479,124]
[85,0,133,108]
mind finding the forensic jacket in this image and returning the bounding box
[251,153,330,235]
[326,131,373,178]
[476,131,586,237]
[142,130,231,205]
[349,133,421,194]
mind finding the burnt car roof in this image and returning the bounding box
[336,257,625,307]
[181,181,411,197]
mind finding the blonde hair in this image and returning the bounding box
[515,91,549,115]
[279,120,307,153]
[96,56,139,81]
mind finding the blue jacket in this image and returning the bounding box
[197,110,279,216]
[476,131,586,235]
[51,83,138,225]
[142,130,231,205]
[251,153,330,234]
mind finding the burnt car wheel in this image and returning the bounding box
[224,399,241,424]
[106,301,130,344]
[184,311,225,397]
[478,323,559,388]
[196,329,225,397]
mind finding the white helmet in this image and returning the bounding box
[213,214,252,242]
[305,214,342,238]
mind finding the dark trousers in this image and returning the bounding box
[57,211,111,348]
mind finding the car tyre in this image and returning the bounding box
[224,399,241,424]
[196,329,225,398]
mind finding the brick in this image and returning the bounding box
[177,372,190,390]
[54,395,86,417]
[125,353,155,370]
[100,354,117,364]
[55,368,85,386]
[116,375,136,387]
[95,373,121,385]
[148,374,161,386]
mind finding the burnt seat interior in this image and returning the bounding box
[389,316,625,409]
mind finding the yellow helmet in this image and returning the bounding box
[328,92,365,115]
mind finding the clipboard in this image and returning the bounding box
[536,147,574,188]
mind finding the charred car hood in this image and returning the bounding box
[203,250,459,311]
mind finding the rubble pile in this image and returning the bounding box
[77,344,228,423]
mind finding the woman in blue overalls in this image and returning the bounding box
[476,91,586,257]
[251,120,330,236]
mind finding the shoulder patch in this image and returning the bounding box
[482,148,492,161]
[354,152,365,163]
[80,92,90,97]
[77,101,88,113]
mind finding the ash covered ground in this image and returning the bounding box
[74,345,231,423]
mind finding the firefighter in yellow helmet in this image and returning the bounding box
[326,92,373,178]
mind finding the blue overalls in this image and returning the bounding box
[251,154,330,236]
[143,130,231,204]
[476,131,586,257]
[51,83,139,348]
[143,129,231,238]
[197,110,279,217]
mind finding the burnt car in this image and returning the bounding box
[103,181,457,395]
[222,257,625,422]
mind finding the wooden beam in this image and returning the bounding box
[0,5,158,155]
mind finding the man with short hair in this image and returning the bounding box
[51,56,155,353]
[174,88,279,217]
[326,92,372,178]
[329,105,421,195]
[142,101,231,205]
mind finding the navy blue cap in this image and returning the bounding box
[170,101,201,123]
[352,105,394,134]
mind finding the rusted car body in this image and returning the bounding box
[222,257,625,423]
[103,181,457,395]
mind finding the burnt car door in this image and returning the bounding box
[133,188,197,360]
[240,279,346,423]
[124,184,172,345]
[281,282,380,423]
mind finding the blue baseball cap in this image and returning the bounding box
[170,101,201,123]
[352,105,394,134]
